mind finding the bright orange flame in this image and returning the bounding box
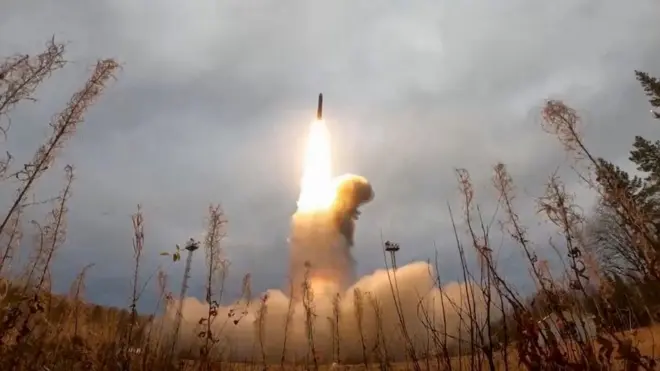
[309,277,340,296]
[297,120,334,212]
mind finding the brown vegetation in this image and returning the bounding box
[1,38,660,370]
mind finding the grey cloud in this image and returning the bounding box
[0,0,659,310]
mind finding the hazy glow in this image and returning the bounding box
[297,120,334,212]
[308,277,340,297]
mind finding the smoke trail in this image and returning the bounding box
[156,173,490,364]
[288,174,373,300]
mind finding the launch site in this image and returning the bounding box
[1,1,660,370]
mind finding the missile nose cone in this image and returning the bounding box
[317,93,323,120]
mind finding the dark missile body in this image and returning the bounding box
[317,93,323,120]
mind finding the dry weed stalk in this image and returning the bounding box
[118,204,145,371]
[0,38,66,118]
[0,47,118,368]
[68,263,95,338]
[331,293,341,363]
[0,208,21,276]
[0,55,117,366]
[492,163,553,293]
[352,288,369,369]
[140,267,171,365]
[382,240,422,371]
[365,293,391,371]
[19,166,73,298]
[541,99,659,370]
[280,278,295,367]
[255,292,269,369]
[128,205,145,329]
[199,204,227,366]
[170,238,200,359]
[0,37,66,181]
[542,100,660,280]
[425,254,454,370]
[35,164,74,292]
[0,58,118,241]
[453,168,504,371]
[301,261,319,371]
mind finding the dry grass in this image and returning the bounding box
[1,39,660,370]
[173,324,660,371]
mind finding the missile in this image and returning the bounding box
[317,93,323,120]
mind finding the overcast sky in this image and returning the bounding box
[1,0,659,311]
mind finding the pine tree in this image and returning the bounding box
[589,71,660,279]
[629,136,660,202]
[635,70,660,119]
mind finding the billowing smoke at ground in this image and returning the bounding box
[288,174,373,300]
[156,174,489,363]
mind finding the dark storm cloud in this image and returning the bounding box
[1,0,659,308]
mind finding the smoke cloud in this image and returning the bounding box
[288,174,373,299]
[157,174,488,363]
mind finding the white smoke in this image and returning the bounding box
[288,174,373,300]
[156,174,490,363]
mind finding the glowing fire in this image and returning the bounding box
[297,120,335,212]
[309,276,340,297]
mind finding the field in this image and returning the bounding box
[177,326,660,371]
[1,39,660,371]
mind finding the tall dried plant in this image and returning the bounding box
[0,207,22,276]
[301,261,319,371]
[34,164,74,293]
[280,278,295,367]
[0,40,117,370]
[68,263,95,338]
[255,292,269,369]
[122,203,145,370]
[0,58,118,240]
[352,288,369,369]
[199,204,227,366]
[382,240,421,370]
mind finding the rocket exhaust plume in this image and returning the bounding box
[158,95,490,364]
[289,106,373,299]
